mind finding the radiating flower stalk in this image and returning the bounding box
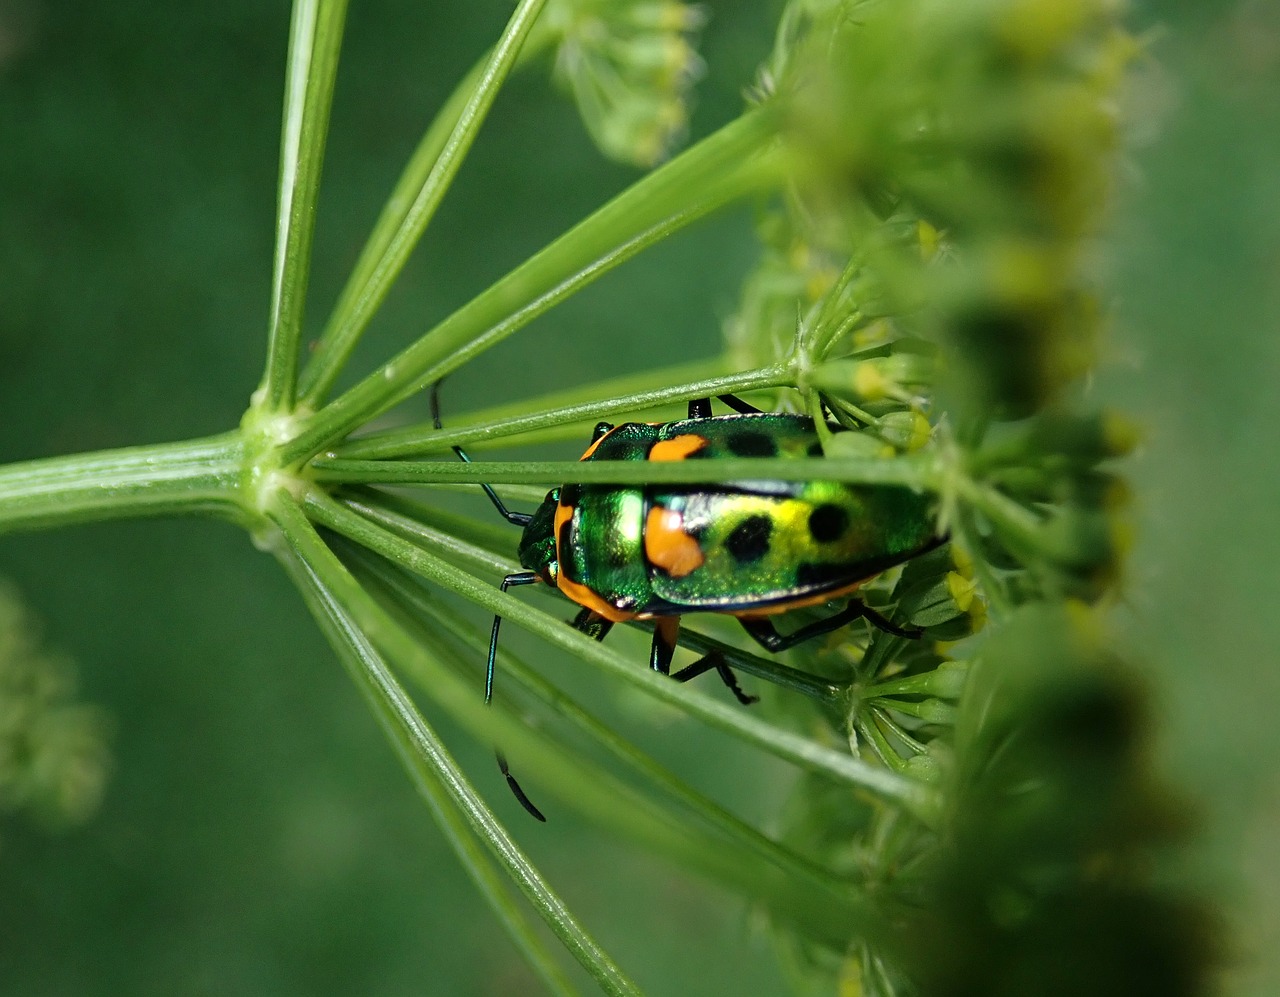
[0,0,1217,993]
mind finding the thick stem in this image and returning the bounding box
[339,362,792,458]
[0,434,248,535]
[260,0,349,412]
[310,453,945,490]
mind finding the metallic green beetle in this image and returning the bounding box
[435,391,942,819]
[478,394,941,703]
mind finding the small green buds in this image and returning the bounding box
[0,580,111,829]
[540,0,706,166]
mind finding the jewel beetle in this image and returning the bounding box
[433,388,943,819]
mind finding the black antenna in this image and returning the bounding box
[430,380,531,527]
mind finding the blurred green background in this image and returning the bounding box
[0,1,1277,995]
[1107,4,1280,995]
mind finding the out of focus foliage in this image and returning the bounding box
[0,580,109,833]
[536,0,708,166]
[713,1,1220,993]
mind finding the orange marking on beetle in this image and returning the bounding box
[649,434,708,462]
[578,430,612,461]
[644,506,704,577]
[555,574,641,623]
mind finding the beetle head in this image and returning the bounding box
[517,488,559,583]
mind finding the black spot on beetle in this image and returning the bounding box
[808,504,848,543]
[726,516,772,563]
[795,561,853,590]
[727,431,777,458]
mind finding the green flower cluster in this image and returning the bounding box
[0,580,110,834]
[534,0,706,166]
[779,0,1134,417]
[716,1,1217,992]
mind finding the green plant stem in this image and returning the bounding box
[297,55,484,405]
[855,714,911,775]
[0,434,246,535]
[278,501,725,862]
[870,707,927,756]
[350,548,850,908]
[280,545,580,997]
[310,453,944,489]
[861,665,966,700]
[801,250,862,357]
[340,362,792,458]
[343,491,842,705]
[435,356,729,431]
[807,389,839,451]
[342,489,844,710]
[298,0,551,408]
[867,697,956,724]
[269,492,642,996]
[282,489,877,958]
[344,548,883,951]
[343,492,518,577]
[302,489,940,822]
[412,481,552,506]
[278,108,784,465]
[260,0,349,412]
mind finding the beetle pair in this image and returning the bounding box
[435,389,941,819]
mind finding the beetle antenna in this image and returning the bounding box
[497,751,546,822]
[430,380,532,527]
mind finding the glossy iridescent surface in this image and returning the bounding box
[516,413,938,621]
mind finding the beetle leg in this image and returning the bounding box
[487,571,548,822]
[487,571,541,703]
[569,607,614,642]
[670,652,759,705]
[649,617,681,674]
[651,618,757,704]
[716,393,764,414]
[855,601,923,639]
[689,394,765,418]
[738,600,921,653]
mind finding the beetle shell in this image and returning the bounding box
[521,413,938,624]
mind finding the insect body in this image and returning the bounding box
[433,389,941,819]
[485,395,941,702]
